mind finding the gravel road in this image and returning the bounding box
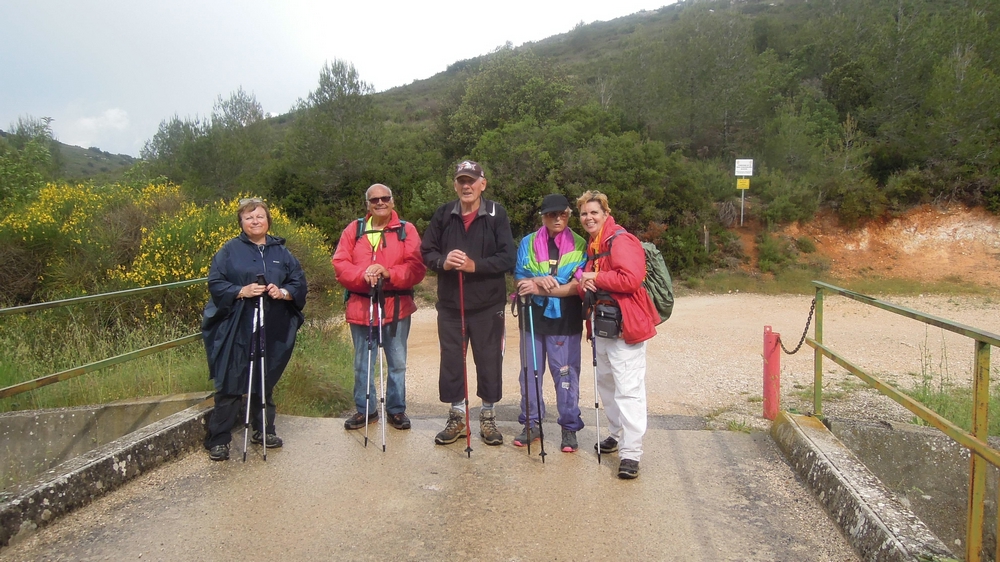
[3,291,994,561]
[406,291,1000,431]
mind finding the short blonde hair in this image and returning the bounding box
[237,197,271,230]
[576,190,610,214]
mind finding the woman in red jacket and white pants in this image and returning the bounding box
[577,190,659,479]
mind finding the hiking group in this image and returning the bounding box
[204,160,666,480]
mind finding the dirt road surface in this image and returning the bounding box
[6,292,997,561]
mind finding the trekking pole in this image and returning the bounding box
[588,292,601,465]
[375,278,387,453]
[256,274,268,462]
[242,295,259,462]
[364,286,375,448]
[526,303,547,463]
[243,274,268,462]
[518,296,532,457]
[459,272,472,458]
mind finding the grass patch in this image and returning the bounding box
[274,321,354,417]
[907,372,999,435]
[791,381,850,402]
[726,419,752,433]
[903,333,1000,435]
[839,276,992,296]
[684,268,997,296]
[690,267,831,295]
[0,292,354,416]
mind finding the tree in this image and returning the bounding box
[0,136,49,207]
[445,44,572,157]
[0,116,58,206]
[140,115,212,190]
[278,59,384,236]
[208,87,271,193]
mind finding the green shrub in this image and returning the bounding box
[831,176,886,227]
[795,236,816,253]
[757,232,795,274]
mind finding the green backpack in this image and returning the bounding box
[599,231,675,324]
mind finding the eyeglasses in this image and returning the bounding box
[368,196,392,204]
[543,210,570,219]
[239,197,263,205]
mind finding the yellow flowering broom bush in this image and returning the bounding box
[0,184,345,413]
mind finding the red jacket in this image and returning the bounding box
[579,215,658,344]
[333,211,426,326]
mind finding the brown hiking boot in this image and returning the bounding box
[479,408,503,446]
[434,408,467,445]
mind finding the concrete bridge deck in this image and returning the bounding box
[1,414,858,561]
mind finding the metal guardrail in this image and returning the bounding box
[807,281,998,562]
[0,279,207,400]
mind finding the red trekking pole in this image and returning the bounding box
[459,272,472,458]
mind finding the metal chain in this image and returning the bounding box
[777,298,816,355]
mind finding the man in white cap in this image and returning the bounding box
[420,161,516,447]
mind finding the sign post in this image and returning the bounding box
[735,159,753,226]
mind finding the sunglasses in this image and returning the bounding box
[368,196,392,204]
[239,197,263,205]
[543,210,570,219]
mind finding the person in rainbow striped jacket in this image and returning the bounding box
[513,193,588,453]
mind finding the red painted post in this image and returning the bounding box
[763,326,780,420]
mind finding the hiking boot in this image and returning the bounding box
[479,409,503,446]
[251,431,283,448]
[512,424,541,447]
[595,436,618,454]
[387,412,411,430]
[560,429,578,452]
[434,408,467,445]
[618,458,640,479]
[208,444,229,461]
[344,411,378,430]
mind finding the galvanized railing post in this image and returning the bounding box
[809,280,1000,562]
[968,339,990,562]
[0,278,207,401]
[813,286,824,417]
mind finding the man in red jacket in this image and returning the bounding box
[577,190,659,479]
[333,184,426,431]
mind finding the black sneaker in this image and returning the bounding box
[560,429,578,452]
[387,412,411,430]
[618,458,639,479]
[251,431,283,447]
[512,424,541,447]
[344,411,378,430]
[208,444,229,461]
[595,436,618,454]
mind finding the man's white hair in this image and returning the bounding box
[365,183,393,202]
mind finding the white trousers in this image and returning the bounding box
[595,336,647,461]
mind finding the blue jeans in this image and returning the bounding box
[350,316,410,415]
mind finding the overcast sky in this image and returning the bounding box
[1,1,670,157]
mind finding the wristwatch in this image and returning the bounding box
[279,288,290,299]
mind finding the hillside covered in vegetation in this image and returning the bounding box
[3,0,998,282]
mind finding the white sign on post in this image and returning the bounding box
[735,159,754,176]
[734,159,754,227]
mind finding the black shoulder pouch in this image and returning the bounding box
[594,302,622,339]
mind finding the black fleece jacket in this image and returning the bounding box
[420,197,516,312]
